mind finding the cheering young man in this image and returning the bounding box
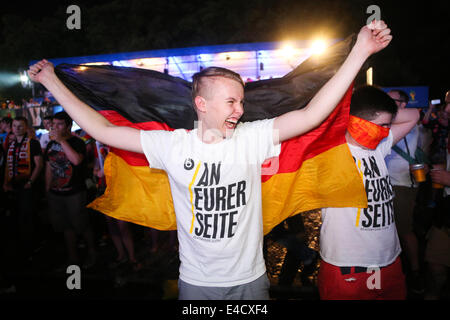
[28,21,392,299]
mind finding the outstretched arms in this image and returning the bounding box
[27,60,143,153]
[273,20,393,144]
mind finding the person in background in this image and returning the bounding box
[1,117,14,150]
[45,111,96,269]
[385,89,424,294]
[318,85,420,300]
[268,214,317,288]
[3,116,43,264]
[94,143,141,271]
[424,92,450,300]
[39,115,53,152]
[0,117,10,145]
[422,97,449,165]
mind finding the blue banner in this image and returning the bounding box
[382,86,429,108]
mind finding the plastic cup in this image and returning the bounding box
[432,181,444,189]
[409,163,426,183]
[431,164,446,189]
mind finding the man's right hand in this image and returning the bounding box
[26,58,143,154]
[27,59,54,84]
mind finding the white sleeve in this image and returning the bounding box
[39,133,50,149]
[140,130,173,170]
[238,118,282,163]
[379,130,394,158]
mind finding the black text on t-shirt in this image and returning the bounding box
[354,155,395,230]
[191,162,247,241]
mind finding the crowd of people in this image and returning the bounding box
[1,97,53,111]
[0,96,58,132]
[1,93,448,299]
[0,111,177,296]
[0,20,448,301]
[1,90,444,300]
[0,97,449,300]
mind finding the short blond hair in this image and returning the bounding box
[192,67,244,103]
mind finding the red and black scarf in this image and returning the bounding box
[6,134,31,184]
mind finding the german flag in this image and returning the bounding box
[54,34,367,235]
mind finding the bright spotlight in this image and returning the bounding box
[20,74,29,82]
[0,72,21,88]
[19,71,32,88]
[280,44,296,58]
[310,39,327,55]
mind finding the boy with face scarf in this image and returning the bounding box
[318,85,420,300]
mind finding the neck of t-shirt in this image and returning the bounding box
[196,127,228,145]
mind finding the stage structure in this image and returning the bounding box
[22,38,338,131]
[31,39,339,82]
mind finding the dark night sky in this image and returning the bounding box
[1,0,449,99]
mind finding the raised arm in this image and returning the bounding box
[27,60,143,153]
[274,20,393,143]
[390,107,420,146]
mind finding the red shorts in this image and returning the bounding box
[318,256,406,300]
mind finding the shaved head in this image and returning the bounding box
[192,67,244,107]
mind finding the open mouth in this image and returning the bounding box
[225,118,238,129]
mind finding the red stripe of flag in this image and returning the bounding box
[99,110,175,166]
[98,84,350,172]
[262,85,352,181]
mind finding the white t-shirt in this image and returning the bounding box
[385,125,419,187]
[320,131,402,267]
[140,119,281,286]
[40,132,51,150]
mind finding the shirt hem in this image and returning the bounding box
[179,267,266,287]
[319,250,401,268]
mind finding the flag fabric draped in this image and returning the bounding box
[54,34,367,235]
